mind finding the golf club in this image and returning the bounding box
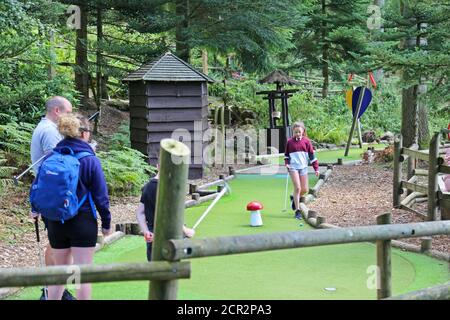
[283,172,289,212]
[192,182,231,230]
[34,217,48,300]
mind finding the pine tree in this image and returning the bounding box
[292,0,371,98]
[371,0,450,147]
[114,0,298,72]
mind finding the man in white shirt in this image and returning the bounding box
[30,96,75,300]
[30,96,73,174]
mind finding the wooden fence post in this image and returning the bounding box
[428,132,440,221]
[377,212,392,300]
[189,184,198,195]
[407,144,418,196]
[393,136,403,207]
[149,139,190,300]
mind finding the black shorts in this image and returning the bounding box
[42,216,49,230]
[47,211,98,249]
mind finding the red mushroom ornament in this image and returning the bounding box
[246,201,263,227]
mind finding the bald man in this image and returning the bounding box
[30,96,75,300]
[30,96,73,174]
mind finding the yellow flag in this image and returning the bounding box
[345,89,353,110]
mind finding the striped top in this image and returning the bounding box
[284,137,319,172]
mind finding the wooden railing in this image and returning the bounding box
[393,129,450,220]
[1,139,449,300]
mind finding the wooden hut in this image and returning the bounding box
[256,70,299,153]
[123,52,214,179]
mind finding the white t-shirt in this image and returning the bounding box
[30,117,63,174]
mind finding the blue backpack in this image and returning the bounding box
[30,147,97,223]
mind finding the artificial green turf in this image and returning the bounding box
[10,173,449,300]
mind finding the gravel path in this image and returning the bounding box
[1,163,448,271]
[308,163,449,254]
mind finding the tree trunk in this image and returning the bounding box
[48,29,56,80]
[401,85,419,148]
[176,0,190,63]
[400,3,429,148]
[417,22,429,148]
[75,3,89,107]
[202,49,208,75]
[94,4,103,135]
[321,0,329,98]
[101,75,109,99]
[418,94,430,148]
[373,0,385,81]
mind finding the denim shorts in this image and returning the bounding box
[288,167,309,176]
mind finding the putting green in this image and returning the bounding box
[10,173,449,300]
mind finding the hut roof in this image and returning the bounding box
[259,70,299,86]
[123,52,215,83]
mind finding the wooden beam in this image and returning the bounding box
[393,136,403,207]
[0,262,190,288]
[385,282,450,300]
[413,169,428,176]
[400,192,425,207]
[401,148,430,161]
[162,221,450,261]
[150,139,190,300]
[428,133,440,221]
[439,164,450,175]
[376,213,392,299]
[420,237,432,252]
[401,181,428,194]
[400,204,428,219]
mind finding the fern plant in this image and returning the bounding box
[97,146,156,196]
[0,150,16,194]
[0,121,34,170]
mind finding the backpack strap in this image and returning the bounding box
[74,151,97,219]
[76,192,97,220]
[75,151,94,160]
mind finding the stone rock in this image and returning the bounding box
[379,131,395,143]
[362,130,376,143]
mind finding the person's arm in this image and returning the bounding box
[41,130,62,154]
[284,139,291,167]
[183,225,195,238]
[86,157,111,234]
[136,203,153,242]
[307,140,319,175]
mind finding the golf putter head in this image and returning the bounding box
[13,176,19,186]
[224,182,232,195]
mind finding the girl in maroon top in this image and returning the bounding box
[285,121,319,219]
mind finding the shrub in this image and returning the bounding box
[0,150,16,194]
[97,146,156,196]
[109,121,131,150]
[0,120,34,171]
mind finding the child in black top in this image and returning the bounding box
[136,164,195,261]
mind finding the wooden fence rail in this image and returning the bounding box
[0,261,190,288]
[2,136,449,300]
[162,220,450,261]
[394,130,450,220]
[385,282,450,300]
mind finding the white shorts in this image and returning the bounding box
[288,167,308,176]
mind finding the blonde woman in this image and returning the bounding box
[284,121,319,219]
[45,113,111,300]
